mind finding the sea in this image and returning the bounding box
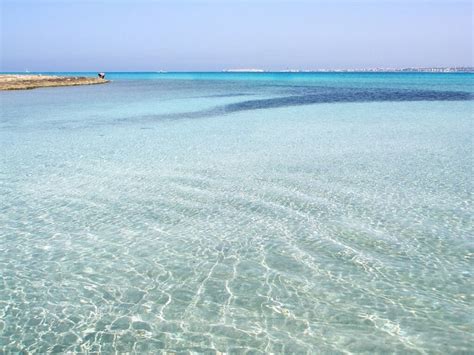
[1,72,472,353]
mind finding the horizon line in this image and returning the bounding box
[2,66,474,74]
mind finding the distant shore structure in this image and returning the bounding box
[223,69,265,73]
[222,67,473,73]
[310,67,474,73]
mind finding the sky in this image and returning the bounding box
[1,0,472,71]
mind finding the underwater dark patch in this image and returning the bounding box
[145,87,472,121]
[220,88,472,114]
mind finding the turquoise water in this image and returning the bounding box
[1,73,473,353]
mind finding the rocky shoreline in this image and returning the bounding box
[0,74,109,90]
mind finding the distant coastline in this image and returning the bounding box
[223,67,473,73]
[1,68,472,77]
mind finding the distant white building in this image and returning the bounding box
[223,69,265,73]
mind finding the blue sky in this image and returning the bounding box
[1,0,472,71]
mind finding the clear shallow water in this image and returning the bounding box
[0,73,473,353]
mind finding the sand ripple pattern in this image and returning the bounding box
[1,76,473,353]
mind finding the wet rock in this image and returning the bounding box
[0,74,109,91]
